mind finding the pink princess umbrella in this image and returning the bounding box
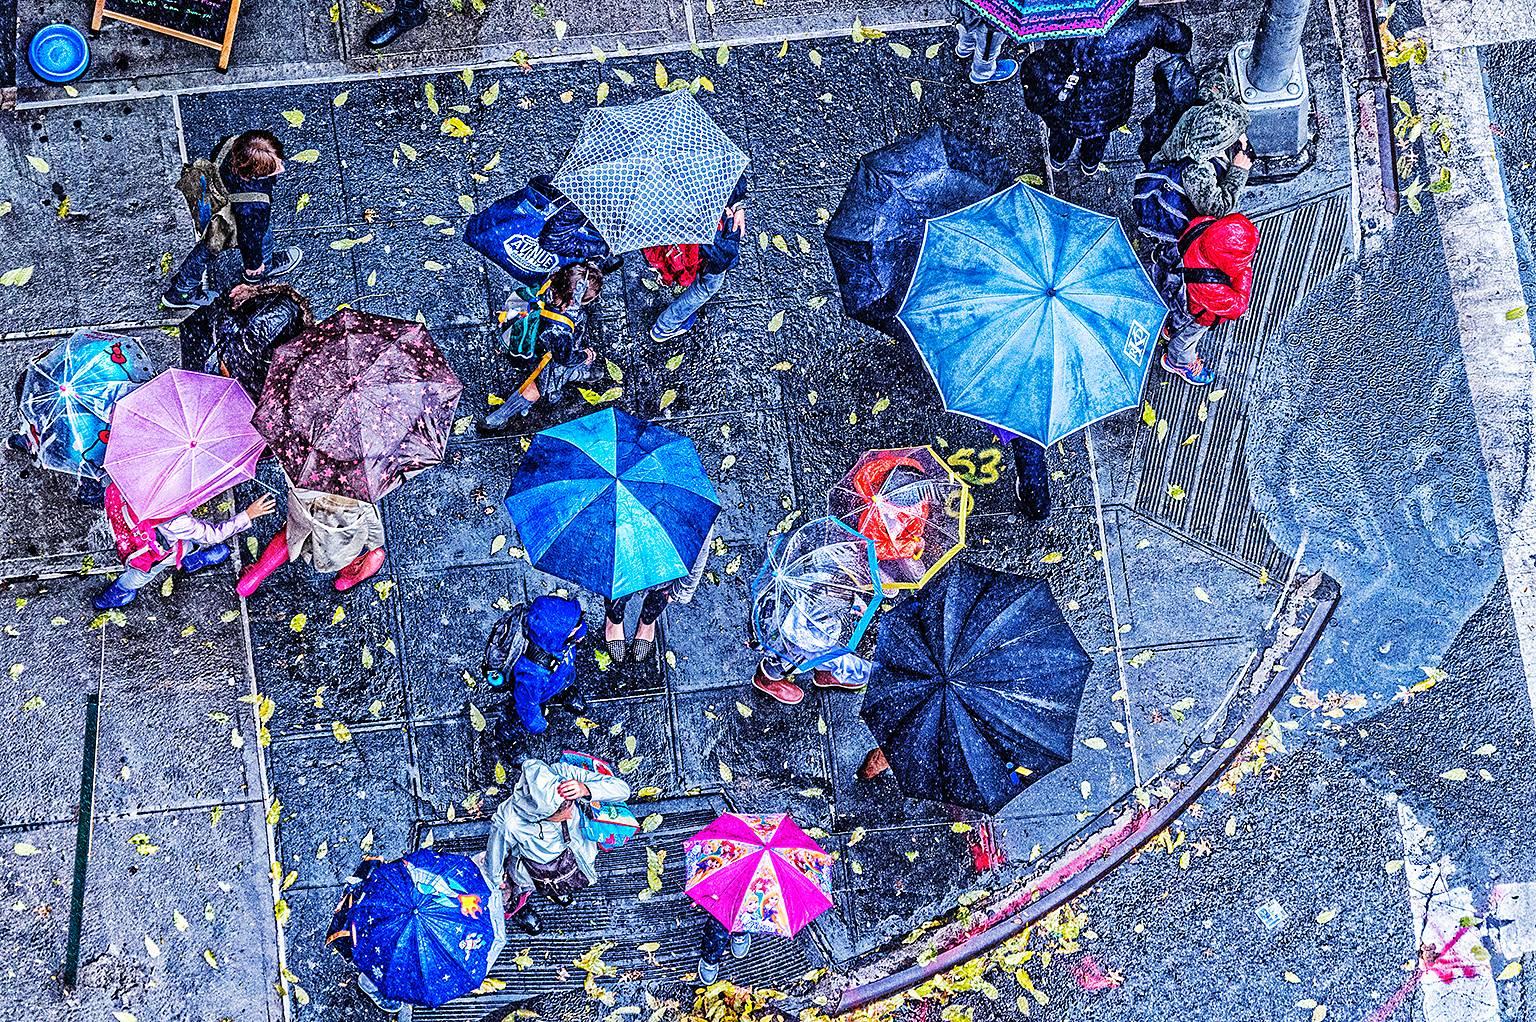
[684,813,834,937]
[104,369,266,519]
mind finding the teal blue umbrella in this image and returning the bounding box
[18,331,154,479]
[898,184,1166,447]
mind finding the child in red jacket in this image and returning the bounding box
[1160,213,1259,386]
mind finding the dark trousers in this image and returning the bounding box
[1011,438,1051,521]
[169,225,272,296]
[700,916,732,966]
[606,588,669,627]
[394,0,428,13]
[1047,127,1109,170]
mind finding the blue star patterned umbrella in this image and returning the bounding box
[862,562,1091,814]
[348,849,502,1007]
[553,90,749,253]
[962,0,1137,40]
[505,408,720,599]
[898,183,1166,447]
[17,330,153,479]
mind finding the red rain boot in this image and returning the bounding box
[335,547,387,592]
[236,528,291,598]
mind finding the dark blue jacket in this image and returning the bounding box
[1022,8,1192,140]
[537,178,612,262]
[511,595,586,734]
[214,139,277,273]
[697,176,749,277]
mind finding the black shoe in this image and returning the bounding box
[365,6,429,48]
[553,685,588,716]
[510,903,542,935]
[475,418,516,437]
[243,247,303,285]
[161,288,216,311]
[545,891,575,908]
[598,255,625,275]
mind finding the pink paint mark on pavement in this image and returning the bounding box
[1072,953,1123,990]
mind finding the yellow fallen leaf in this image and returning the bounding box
[281,109,305,127]
[441,116,474,138]
[469,702,487,731]
[331,721,352,743]
[290,613,307,633]
[1439,768,1467,781]
[1082,737,1107,750]
[951,822,972,833]
[718,760,734,782]
[289,149,321,164]
[27,155,50,174]
[1498,961,1522,980]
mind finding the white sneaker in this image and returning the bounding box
[698,958,720,984]
[730,932,752,958]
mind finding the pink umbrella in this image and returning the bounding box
[104,369,265,520]
[683,813,834,937]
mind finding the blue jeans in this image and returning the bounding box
[1147,240,1204,365]
[700,917,732,966]
[957,8,1004,77]
[168,227,273,296]
[655,270,727,334]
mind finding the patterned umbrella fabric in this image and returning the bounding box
[962,0,1137,40]
[103,369,264,520]
[828,446,968,591]
[750,516,882,671]
[899,183,1166,446]
[505,408,720,599]
[685,813,834,937]
[255,309,462,503]
[18,331,154,479]
[862,562,1091,814]
[349,848,501,1007]
[825,127,1009,336]
[553,90,749,253]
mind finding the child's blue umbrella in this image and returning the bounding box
[898,183,1166,447]
[750,516,883,671]
[505,408,720,599]
[862,562,1091,814]
[348,848,502,1007]
[17,330,154,479]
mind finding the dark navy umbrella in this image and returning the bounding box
[825,126,1010,336]
[862,562,1091,813]
[349,848,502,1006]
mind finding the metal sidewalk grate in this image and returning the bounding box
[412,795,817,1022]
[1133,188,1353,572]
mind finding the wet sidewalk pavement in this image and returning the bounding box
[0,3,1359,1020]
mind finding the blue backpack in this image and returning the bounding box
[465,177,573,285]
[1133,159,1199,244]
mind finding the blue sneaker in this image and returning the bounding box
[180,543,232,574]
[93,580,138,610]
[650,312,699,343]
[1160,352,1216,386]
[970,58,1018,86]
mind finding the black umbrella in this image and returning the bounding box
[861,562,1091,814]
[824,126,1010,336]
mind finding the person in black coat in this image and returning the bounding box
[1021,4,1192,175]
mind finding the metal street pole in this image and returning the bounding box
[1229,0,1314,159]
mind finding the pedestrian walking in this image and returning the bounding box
[648,177,748,342]
[482,594,590,744]
[697,916,753,985]
[95,482,276,609]
[180,283,313,398]
[603,522,712,664]
[1165,212,1261,365]
[364,0,429,47]
[1020,4,1192,176]
[753,648,873,706]
[478,262,604,435]
[953,4,1018,85]
[235,481,387,597]
[485,756,631,936]
[1133,93,1253,385]
[991,428,1050,521]
[165,131,303,311]
[326,856,405,1015]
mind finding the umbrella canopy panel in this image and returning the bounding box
[862,561,1092,813]
[963,0,1138,40]
[751,516,883,671]
[505,408,721,599]
[553,90,749,253]
[19,330,154,479]
[684,812,834,938]
[828,445,968,591]
[898,183,1166,446]
[825,126,1009,334]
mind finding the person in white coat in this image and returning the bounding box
[484,757,630,935]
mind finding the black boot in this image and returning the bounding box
[553,684,588,716]
[510,901,542,935]
[365,0,429,48]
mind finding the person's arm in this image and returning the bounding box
[554,762,632,803]
[484,800,516,888]
[1183,162,1249,219]
[159,494,275,547]
[1155,13,1193,55]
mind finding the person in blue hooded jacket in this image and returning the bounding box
[483,595,589,736]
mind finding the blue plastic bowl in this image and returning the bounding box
[28,25,90,85]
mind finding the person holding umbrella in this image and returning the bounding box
[649,177,748,343]
[234,479,387,597]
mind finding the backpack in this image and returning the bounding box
[173,138,269,254]
[1176,217,1232,286]
[483,603,529,687]
[1132,159,1199,244]
[642,244,704,289]
[104,482,179,573]
[559,751,639,849]
[495,282,576,363]
[465,179,567,286]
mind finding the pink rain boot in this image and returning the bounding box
[237,528,291,598]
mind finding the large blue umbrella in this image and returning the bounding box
[862,562,1091,814]
[751,516,883,671]
[505,408,720,599]
[17,330,154,479]
[898,183,1166,447]
[553,90,749,254]
[349,849,501,1006]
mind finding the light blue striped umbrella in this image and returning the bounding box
[898,183,1166,447]
[18,331,154,479]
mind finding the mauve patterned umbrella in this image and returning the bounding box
[255,310,462,503]
[103,369,265,519]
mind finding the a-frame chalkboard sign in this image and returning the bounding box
[90,0,243,71]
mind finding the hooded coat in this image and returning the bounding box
[510,595,587,734]
[284,483,384,573]
[1153,95,1252,220]
[484,758,631,895]
[1180,214,1260,326]
[1021,7,1192,140]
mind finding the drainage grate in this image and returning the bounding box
[1134,189,1353,573]
[412,795,817,1022]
